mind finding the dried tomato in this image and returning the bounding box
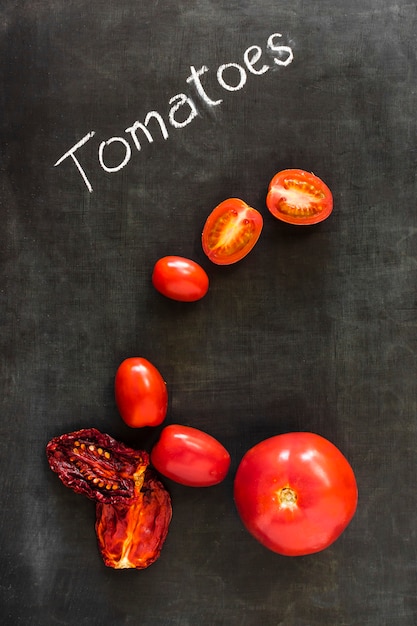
[46,428,149,504]
[96,468,172,569]
[46,428,172,569]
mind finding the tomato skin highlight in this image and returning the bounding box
[202,198,263,265]
[266,169,333,225]
[152,256,209,302]
[234,432,358,556]
[151,424,231,487]
[115,358,168,428]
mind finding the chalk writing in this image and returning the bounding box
[54,33,294,192]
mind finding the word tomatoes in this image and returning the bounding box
[234,432,358,556]
[115,357,168,428]
[266,169,333,225]
[152,256,209,302]
[202,198,263,265]
[151,424,231,487]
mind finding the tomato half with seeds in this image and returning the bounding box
[234,432,358,556]
[266,169,333,225]
[46,428,150,504]
[202,198,263,265]
[151,424,231,487]
[152,256,209,302]
[115,357,168,428]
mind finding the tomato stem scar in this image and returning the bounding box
[278,486,298,510]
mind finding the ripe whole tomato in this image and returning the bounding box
[152,256,209,302]
[201,198,263,265]
[151,424,231,487]
[266,169,333,225]
[115,357,168,428]
[234,432,358,556]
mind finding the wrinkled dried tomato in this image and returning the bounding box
[46,428,149,504]
[46,428,172,569]
[96,468,172,569]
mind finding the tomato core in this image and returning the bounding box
[207,209,255,257]
[278,177,325,219]
[277,486,298,510]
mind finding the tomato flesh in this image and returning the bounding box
[152,256,209,302]
[115,357,168,428]
[234,432,358,556]
[202,198,263,265]
[151,424,231,487]
[266,169,333,225]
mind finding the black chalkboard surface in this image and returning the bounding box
[1,1,416,624]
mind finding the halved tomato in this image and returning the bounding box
[202,198,263,265]
[266,169,333,225]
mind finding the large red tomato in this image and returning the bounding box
[266,169,333,225]
[151,424,231,487]
[115,357,168,428]
[234,432,358,556]
[202,198,263,265]
[152,256,209,302]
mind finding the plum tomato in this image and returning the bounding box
[151,424,231,487]
[152,256,209,302]
[266,169,333,225]
[201,198,263,265]
[234,432,358,556]
[115,357,168,428]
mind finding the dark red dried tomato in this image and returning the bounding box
[46,428,172,569]
[46,428,149,504]
[96,468,172,569]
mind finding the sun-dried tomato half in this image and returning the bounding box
[95,468,172,569]
[46,428,149,504]
[46,428,172,569]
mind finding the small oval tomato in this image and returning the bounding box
[234,432,357,556]
[115,357,168,428]
[151,424,231,487]
[266,169,333,225]
[202,198,263,265]
[152,256,209,302]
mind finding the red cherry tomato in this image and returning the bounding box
[266,169,333,225]
[152,256,209,302]
[202,198,263,265]
[151,424,231,487]
[115,357,168,428]
[234,432,358,556]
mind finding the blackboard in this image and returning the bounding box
[1,1,416,624]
